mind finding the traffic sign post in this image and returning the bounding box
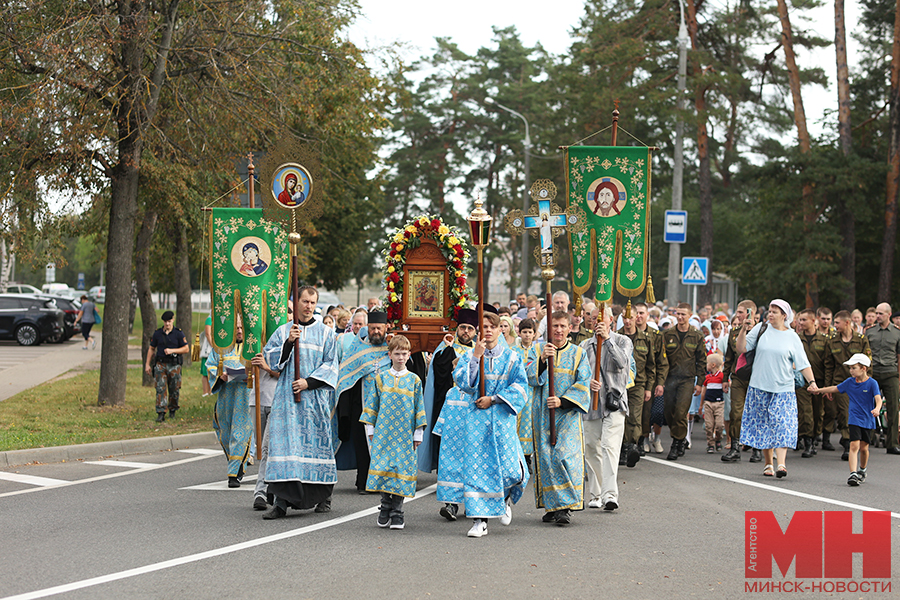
[682,256,708,310]
[664,210,687,244]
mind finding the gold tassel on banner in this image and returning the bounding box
[646,275,656,304]
[624,299,632,319]
[574,292,583,317]
[245,359,255,390]
[191,333,201,362]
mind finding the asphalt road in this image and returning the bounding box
[1,431,898,600]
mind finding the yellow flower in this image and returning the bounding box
[438,225,450,235]
[387,281,394,290]
[396,244,404,251]
[418,216,428,226]
[387,266,394,273]
[455,270,463,278]
[405,225,416,233]
[391,293,398,303]
[393,232,404,243]
[457,298,466,307]
[448,236,459,246]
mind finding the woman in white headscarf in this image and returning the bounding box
[736,300,819,478]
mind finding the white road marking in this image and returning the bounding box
[0,472,67,487]
[0,454,217,499]
[176,448,221,456]
[83,461,157,469]
[642,456,900,519]
[180,474,259,491]
[1,484,438,600]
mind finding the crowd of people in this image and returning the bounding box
[173,287,898,536]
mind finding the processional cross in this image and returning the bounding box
[506,180,585,445]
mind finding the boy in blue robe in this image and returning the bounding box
[361,335,426,530]
[528,311,592,525]
[511,317,539,460]
[434,306,529,538]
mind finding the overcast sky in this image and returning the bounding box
[347,0,864,140]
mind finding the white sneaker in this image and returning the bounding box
[652,436,663,454]
[467,519,488,538]
[500,501,512,526]
[588,498,603,509]
[642,438,650,453]
[685,438,692,450]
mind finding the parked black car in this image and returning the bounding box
[35,294,82,342]
[0,294,66,346]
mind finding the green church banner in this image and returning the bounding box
[209,208,289,359]
[565,146,652,303]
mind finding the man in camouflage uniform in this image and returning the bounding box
[795,309,828,458]
[722,300,758,463]
[618,303,655,465]
[663,303,706,460]
[144,310,189,423]
[636,302,667,454]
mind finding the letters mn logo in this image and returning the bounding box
[745,511,891,578]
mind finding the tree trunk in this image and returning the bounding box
[686,0,714,307]
[835,0,856,310]
[777,0,818,308]
[880,0,900,301]
[97,144,140,406]
[174,220,193,367]
[135,209,158,387]
[697,90,714,308]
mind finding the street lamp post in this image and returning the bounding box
[485,97,531,295]
[667,0,690,304]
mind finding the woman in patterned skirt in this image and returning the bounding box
[735,299,820,478]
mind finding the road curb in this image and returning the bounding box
[0,431,219,468]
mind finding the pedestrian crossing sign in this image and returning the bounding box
[682,257,708,285]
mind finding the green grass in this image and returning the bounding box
[0,360,216,452]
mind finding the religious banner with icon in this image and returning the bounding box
[209,207,290,359]
[565,146,652,303]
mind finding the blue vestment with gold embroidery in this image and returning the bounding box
[434,345,530,518]
[207,345,252,477]
[360,370,426,498]
[527,341,591,511]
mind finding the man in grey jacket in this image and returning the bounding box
[580,305,635,511]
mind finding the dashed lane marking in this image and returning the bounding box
[0,472,67,487]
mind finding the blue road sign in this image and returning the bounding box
[664,210,687,244]
[682,257,709,286]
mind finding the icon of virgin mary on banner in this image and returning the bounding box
[209,208,290,359]
[565,146,652,304]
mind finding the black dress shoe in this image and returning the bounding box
[262,505,286,520]
[253,496,268,511]
[626,446,640,468]
[886,447,900,455]
[155,413,165,423]
[542,510,559,523]
[228,476,240,488]
[555,510,571,525]
[314,499,331,513]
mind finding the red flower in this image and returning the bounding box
[389,249,396,257]
[455,247,464,258]
[453,259,462,268]
[390,272,400,283]
[431,218,440,229]
[404,230,411,239]
[455,276,465,286]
